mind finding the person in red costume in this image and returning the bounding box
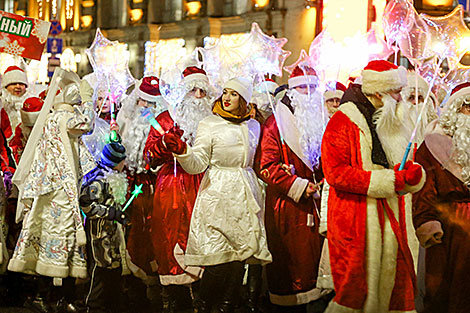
[321,60,426,312]
[9,97,44,164]
[412,82,470,313]
[143,66,214,312]
[117,76,168,309]
[0,66,30,144]
[254,64,328,312]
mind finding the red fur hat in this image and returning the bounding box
[138,76,161,102]
[21,97,44,127]
[361,60,407,95]
[324,81,347,101]
[288,65,318,89]
[2,65,28,88]
[183,66,209,86]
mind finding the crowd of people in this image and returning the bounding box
[0,56,467,313]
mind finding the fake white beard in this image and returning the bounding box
[251,92,274,120]
[103,169,129,205]
[172,95,212,146]
[401,99,438,145]
[287,89,327,167]
[374,94,411,165]
[122,108,152,174]
[1,89,26,129]
[451,114,470,187]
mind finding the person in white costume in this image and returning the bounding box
[163,77,272,313]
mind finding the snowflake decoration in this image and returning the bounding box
[4,40,25,56]
[31,19,50,44]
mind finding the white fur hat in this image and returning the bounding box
[361,60,407,95]
[224,77,253,103]
[2,65,28,88]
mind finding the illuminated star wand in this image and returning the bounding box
[122,184,144,212]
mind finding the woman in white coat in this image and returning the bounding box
[163,77,272,313]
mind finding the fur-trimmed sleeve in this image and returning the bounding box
[254,116,304,199]
[322,111,395,198]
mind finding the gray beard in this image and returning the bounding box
[172,95,212,146]
[122,112,152,174]
[451,114,470,187]
[287,89,326,167]
[374,95,412,165]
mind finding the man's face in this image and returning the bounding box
[325,98,341,116]
[187,87,207,99]
[406,91,424,106]
[294,84,317,95]
[6,83,27,97]
[137,98,155,108]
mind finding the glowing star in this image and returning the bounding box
[421,5,470,66]
[196,22,290,88]
[122,184,144,212]
[85,28,135,103]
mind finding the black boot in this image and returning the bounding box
[216,262,245,313]
[161,286,177,313]
[193,298,210,313]
[245,264,262,313]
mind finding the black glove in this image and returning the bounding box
[107,206,129,225]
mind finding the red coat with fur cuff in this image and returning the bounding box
[321,101,425,312]
[254,115,324,306]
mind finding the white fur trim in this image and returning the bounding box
[159,272,200,286]
[269,287,328,306]
[287,177,309,203]
[76,228,87,246]
[316,240,334,290]
[339,102,371,142]
[183,73,209,87]
[137,88,161,102]
[325,301,362,313]
[2,69,28,88]
[361,66,407,95]
[319,181,330,236]
[20,110,39,127]
[445,86,470,110]
[415,220,443,248]
[258,80,278,94]
[324,90,344,101]
[173,243,204,279]
[367,169,396,199]
[288,75,318,89]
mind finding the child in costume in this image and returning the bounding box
[80,142,130,313]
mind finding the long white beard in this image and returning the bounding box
[172,95,212,146]
[1,89,26,129]
[451,114,470,187]
[374,95,411,165]
[251,92,274,120]
[103,169,129,205]
[287,89,327,167]
[122,107,153,174]
[402,99,438,145]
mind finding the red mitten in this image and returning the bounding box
[404,163,423,186]
[394,170,406,192]
[163,132,186,155]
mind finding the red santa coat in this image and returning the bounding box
[126,171,158,278]
[321,101,424,312]
[143,110,203,285]
[413,132,470,313]
[1,108,20,143]
[9,124,25,164]
[254,114,324,306]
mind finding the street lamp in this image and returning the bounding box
[186,0,202,16]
